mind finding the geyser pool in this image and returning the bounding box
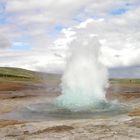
[0,101,129,121]
[55,35,109,111]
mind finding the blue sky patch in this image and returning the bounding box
[54,24,64,32]
[48,24,64,38]
[8,42,32,51]
[0,2,6,24]
[111,8,128,15]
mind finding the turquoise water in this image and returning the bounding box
[0,101,130,121]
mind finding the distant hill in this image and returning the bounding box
[109,66,140,78]
[0,67,37,79]
[0,66,139,84]
[0,67,61,82]
[0,67,40,80]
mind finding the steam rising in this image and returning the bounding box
[56,35,108,111]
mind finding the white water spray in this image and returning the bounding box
[56,35,109,111]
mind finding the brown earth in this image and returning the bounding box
[0,78,139,140]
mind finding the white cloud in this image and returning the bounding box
[0,49,65,72]
[53,6,140,69]
[4,0,140,46]
[0,0,140,72]
[0,35,11,48]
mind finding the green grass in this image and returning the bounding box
[0,67,60,83]
[0,67,35,78]
[0,67,139,84]
[0,67,41,82]
[110,78,140,84]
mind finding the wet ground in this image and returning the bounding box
[0,77,140,140]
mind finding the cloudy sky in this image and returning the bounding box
[0,0,140,73]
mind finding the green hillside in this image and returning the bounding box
[0,67,139,84]
[110,78,140,84]
[0,67,61,82]
[0,67,36,78]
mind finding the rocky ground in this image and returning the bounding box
[0,71,139,140]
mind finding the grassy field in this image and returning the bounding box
[0,67,139,86]
[0,67,61,92]
[0,67,60,82]
[0,67,39,81]
[110,78,140,84]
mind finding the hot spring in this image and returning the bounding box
[55,35,109,112]
[0,35,129,121]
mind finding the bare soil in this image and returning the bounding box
[0,78,139,140]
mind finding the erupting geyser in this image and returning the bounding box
[55,35,109,112]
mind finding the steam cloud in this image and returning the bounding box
[55,35,108,111]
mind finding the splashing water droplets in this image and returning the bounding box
[55,35,109,111]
